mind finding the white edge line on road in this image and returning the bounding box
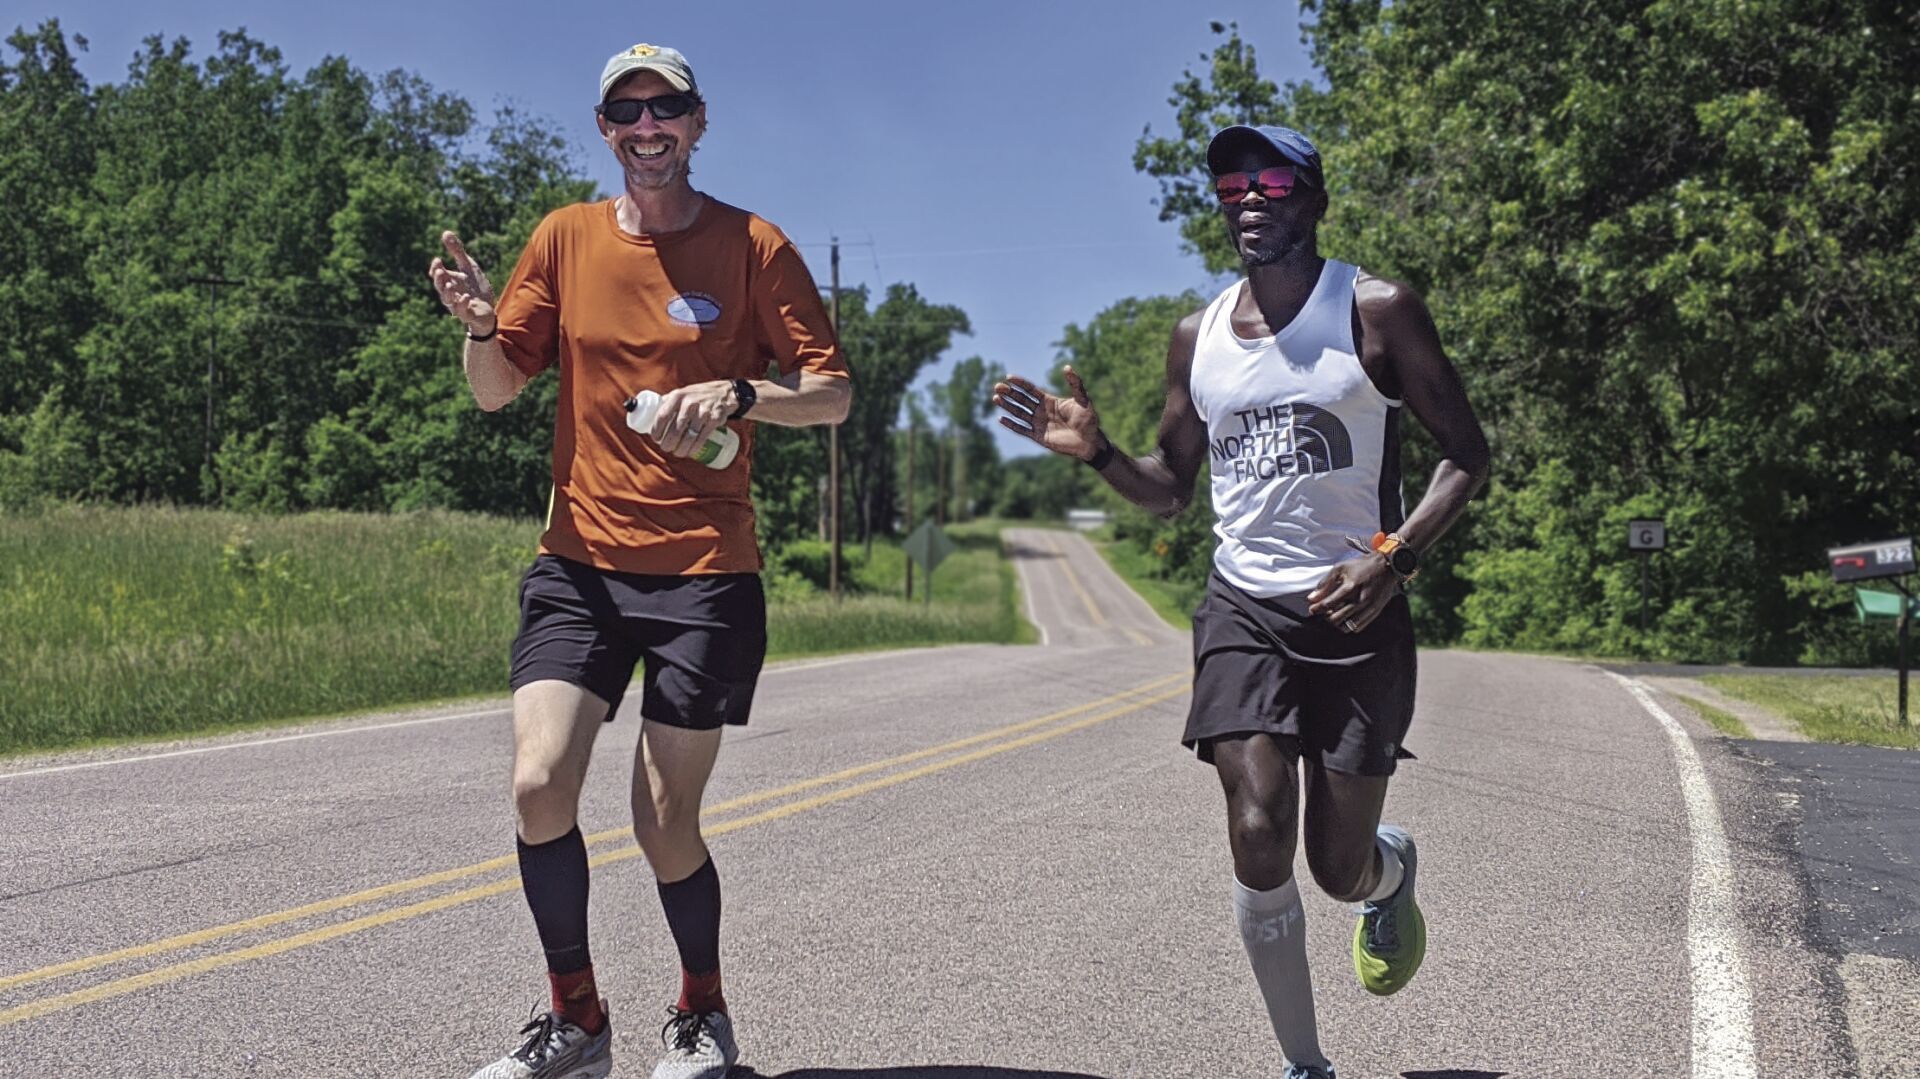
[0,648,959,782]
[1008,532,1052,647]
[0,709,509,781]
[1606,671,1757,1079]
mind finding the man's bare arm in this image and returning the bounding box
[1360,276,1491,553]
[463,333,529,412]
[749,369,851,427]
[429,231,530,412]
[646,369,849,458]
[1086,313,1210,518]
[990,311,1209,519]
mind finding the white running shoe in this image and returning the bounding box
[651,1007,738,1079]
[467,1003,612,1079]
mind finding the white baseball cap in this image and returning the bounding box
[599,43,699,102]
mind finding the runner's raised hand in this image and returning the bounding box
[428,231,498,335]
[992,365,1105,462]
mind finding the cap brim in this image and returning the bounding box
[601,61,693,101]
[1206,125,1317,181]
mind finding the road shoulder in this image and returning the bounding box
[1717,735,1920,1078]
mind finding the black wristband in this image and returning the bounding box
[1086,436,1116,471]
[727,378,757,420]
[466,323,498,343]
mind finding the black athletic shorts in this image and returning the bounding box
[509,554,767,729]
[1183,570,1417,776]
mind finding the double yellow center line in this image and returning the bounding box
[0,672,1189,1027]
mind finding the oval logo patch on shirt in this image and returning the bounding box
[665,292,723,326]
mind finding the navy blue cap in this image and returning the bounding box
[1206,125,1323,184]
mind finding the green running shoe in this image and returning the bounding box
[1352,824,1426,995]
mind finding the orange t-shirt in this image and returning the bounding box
[495,197,848,575]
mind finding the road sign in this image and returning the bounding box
[1627,519,1665,643]
[903,521,957,576]
[1827,538,1915,583]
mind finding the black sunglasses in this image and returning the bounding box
[596,93,700,125]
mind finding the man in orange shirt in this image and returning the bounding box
[428,43,850,1079]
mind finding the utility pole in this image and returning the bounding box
[904,419,915,601]
[1639,551,1651,639]
[187,274,244,493]
[1895,576,1913,727]
[828,238,842,601]
[934,433,945,527]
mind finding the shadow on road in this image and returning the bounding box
[1403,1070,1508,1078]
[737,1069,1111,1079]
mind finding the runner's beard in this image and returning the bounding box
[627,154,692,190]
[1238,223,1310,268]
[622,136,697,190]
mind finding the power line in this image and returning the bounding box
[858,240,1164,260]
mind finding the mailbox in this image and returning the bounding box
[1828,538,1916,583]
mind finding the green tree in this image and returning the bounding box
[926,355,1001,522]
[0,23,96,432]
[0,21,592,518]
[992,451,1093,522]
[1051,294,1214,590]
[832,283,971,545]
[1132,11,1919,662]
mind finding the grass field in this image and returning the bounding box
[1701,673,1920,749]
[770,518,1036,658]
[0,506,1030,757]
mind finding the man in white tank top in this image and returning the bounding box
[993,125,1489,1079]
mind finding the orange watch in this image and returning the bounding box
[1370,531,1421,580]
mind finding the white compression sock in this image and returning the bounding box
[1366,832,1406,902]
[1232,876,1329,1070]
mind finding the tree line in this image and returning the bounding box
[12,7,1910,664]
[0,20,1077,563]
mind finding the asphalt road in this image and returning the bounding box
[0,530,1892,1077]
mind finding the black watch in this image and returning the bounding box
[1386,543,1420,579]
[727,378,757,420]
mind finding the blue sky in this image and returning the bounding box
[35,2,1316,456]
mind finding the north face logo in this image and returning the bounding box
[1210,402,1354,481]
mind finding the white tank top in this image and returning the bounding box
[1189,260,1405,598]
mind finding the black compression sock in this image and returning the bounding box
[517,826,593,975]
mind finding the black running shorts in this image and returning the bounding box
[509,554,767,729]
[1183,570,1416,775]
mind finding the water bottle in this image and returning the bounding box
[623,389,740,469]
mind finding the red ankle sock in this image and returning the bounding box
[678,968,726,1015]
[549,967,606,1034]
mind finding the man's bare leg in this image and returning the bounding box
[632,720,729,1019]
[511,680,613,1033]
[1215,734,1331,1073]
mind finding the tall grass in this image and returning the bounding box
[0,506,1028,755]
[1672,693,1754,739]
[1701,673,1920,749]
[1,506,536,754]
[771,520,1036,655]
